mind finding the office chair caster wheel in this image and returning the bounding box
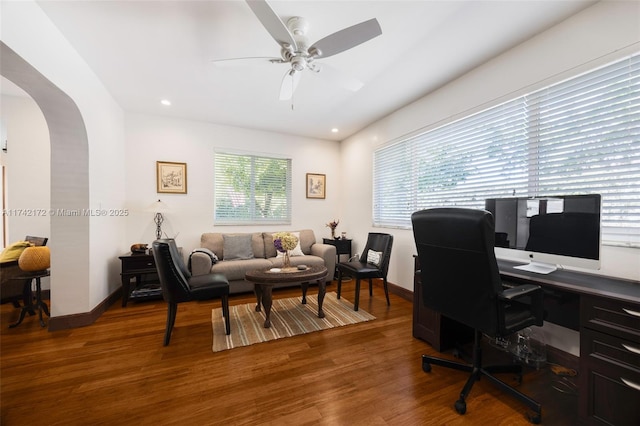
[526,411,541,424]
[454,399,466,415]
[422,361,432,373]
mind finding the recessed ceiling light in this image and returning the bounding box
[331,128,339,133]
[160,99,171,106]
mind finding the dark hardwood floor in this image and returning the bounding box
[1,280,578,425]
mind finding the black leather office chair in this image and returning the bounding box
[411,208,544,424]
[152,239,230,346]
[336,232,393,311]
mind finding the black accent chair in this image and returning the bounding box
[336,232,393,311]
[152,239,230,346]
[411,208,544,424]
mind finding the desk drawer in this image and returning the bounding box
[580,330,640,425]
[122,256,155,272]
[581,296,640,344]
[581,329,640,374]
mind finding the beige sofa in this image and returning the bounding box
[189,229,336,294]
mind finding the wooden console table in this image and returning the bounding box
[413,255,640,425]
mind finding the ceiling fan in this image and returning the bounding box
[214,0,382,101]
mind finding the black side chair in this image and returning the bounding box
[152,239,230,346]
[336,232,393,311]
[411,208,544,424]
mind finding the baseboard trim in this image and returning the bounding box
[47,287,122,331]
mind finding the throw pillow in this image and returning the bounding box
[0,241,33,263]
[366,249,382,267]
[223,234,254,261]
[275,232,305,257]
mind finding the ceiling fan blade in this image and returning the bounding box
[313,63,364,92]
[246,0,297,51]
[279,69,302,100]
[309,18,382,59]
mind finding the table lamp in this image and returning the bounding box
[149,199,169,239]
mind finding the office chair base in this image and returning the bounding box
[421,351,542,424]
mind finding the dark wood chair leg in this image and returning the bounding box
[383,277,390,306]
[164,302,178,346]
[337,269,343,299]
[369,278,373,296]
[222,294,231,335]
[354,278,361,311]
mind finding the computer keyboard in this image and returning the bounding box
[502,280,518,289]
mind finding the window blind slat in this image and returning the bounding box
[214,152,291,225]
[374,53,640,245]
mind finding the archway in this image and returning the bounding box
[1,42,90,325]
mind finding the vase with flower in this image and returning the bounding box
[273,232,299,270]
[326,219,339,239]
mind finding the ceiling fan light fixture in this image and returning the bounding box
[291,56,306,72]
[244,0,382,101]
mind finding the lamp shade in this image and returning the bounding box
[147,199,169,213]
[18,246,51,272]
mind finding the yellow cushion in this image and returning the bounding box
[0,241,33,263]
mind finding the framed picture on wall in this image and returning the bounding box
[157,161,187,194]
[306,173,325,199]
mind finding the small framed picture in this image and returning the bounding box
[157,161,187,194]
[306,173,326,199]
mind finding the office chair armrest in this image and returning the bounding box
[499,284,541,301]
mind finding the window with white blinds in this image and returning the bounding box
[214,152,291,225]
[373,54,640,246]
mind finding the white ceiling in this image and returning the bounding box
[15,0,596,141]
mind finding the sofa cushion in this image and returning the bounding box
[264,229,315,258]
[274,232,305,257]
[223,234,254,261]
[202,232,265,259]
[211,258,272,281]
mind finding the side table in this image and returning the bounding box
[322,238,352,275]
[10,270,50,328]
[119,251,162,307]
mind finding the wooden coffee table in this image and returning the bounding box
[245,265,328,328]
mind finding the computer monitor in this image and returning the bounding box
[485,194,601,274]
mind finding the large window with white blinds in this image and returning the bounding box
[214,152,291,225]
[373,54,640,246]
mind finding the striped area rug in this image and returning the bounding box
[211,292,375,352]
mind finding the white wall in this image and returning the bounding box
[124,112,342,253]
[0,95,50,244]
[340,1,640,355]
[1,0,126,315]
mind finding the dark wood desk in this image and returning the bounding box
[119,252,162,307]
[413,255,640,425]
